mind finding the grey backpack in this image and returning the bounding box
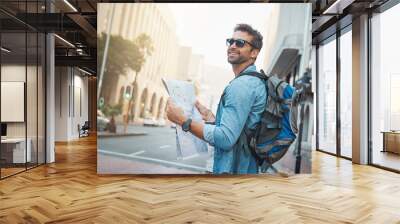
[234,70,299,173]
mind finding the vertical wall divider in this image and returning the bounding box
[69,69,71,118]
[73,68,75,118]
[36,2,39,168]
[60,67,62,117]
[367,10,373,165]
[315,45,319,151]
[336,28,341,157]
[0,29,2,179]
[44,33,47,165]
[80,88,82,117]
[25,1,28,171]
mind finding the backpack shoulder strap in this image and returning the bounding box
[222,70,267,107]
[236,71,268,81]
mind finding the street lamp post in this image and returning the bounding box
[97,4,116,101]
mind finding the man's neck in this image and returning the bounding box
[232,61,254,76]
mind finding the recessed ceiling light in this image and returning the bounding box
[78,67,92,76]
[322,0,354,15]
[63,0,78,12]
[54,34,75,48]
[1,47,11,53]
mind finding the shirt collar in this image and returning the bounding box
[241,64,257,73]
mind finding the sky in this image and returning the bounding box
[168,3,273,71]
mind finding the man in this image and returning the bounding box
[166,24,267,174]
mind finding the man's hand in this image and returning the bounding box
[166,98,187,126]
[166,98,205,140]
[195,100,215,122]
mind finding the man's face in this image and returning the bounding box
[227,31,259,65]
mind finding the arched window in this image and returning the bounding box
[118,86,125,104]
[124,85,132,100]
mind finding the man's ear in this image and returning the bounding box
[250,48,260,59]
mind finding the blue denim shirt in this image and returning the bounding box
[203,65,267,174]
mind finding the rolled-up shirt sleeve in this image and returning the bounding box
[202,77,257,151]
[203,123,216,146]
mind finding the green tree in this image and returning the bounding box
[98,32,154,133]
[98,103,122,133]
[98,33,144,103]
[100,104,122,118]
[131,33,154,85]
[127,34,154,125]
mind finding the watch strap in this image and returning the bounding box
[182,118,192,132]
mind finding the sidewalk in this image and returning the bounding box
[98,124,148,138]
[97,152,199,174]
[97,131,147,138]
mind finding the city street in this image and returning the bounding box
[98,125,212,174]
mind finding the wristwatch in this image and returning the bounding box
[182,118,192,132]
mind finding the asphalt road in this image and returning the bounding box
[98,125,212,173]
[98,125,312,174]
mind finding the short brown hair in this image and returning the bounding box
[234,24,263,50]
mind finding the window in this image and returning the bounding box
[0,2,46,179]
[119,86,125,104]
[317,36,337,154]
[125,85,132,99]
[370,3,400,171]
[339,28,352,158]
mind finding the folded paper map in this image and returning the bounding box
[162,78,208,159]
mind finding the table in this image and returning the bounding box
[1,138,31,164]
[381,131,400,154]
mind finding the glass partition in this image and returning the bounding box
[371,4,400,171]
[339,28,352,158]
[0,1,46,179]
[1,31,28,177]
[317,36,337,155]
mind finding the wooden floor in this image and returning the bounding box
[1,135,400,224]
[373,150,400,171]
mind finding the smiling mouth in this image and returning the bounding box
[228,52,239,56]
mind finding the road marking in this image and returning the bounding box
[129,150,145,156]
[98,149,207,172]
[180,154,199,160]
[159,145,171,149]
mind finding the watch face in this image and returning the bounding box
[182,119,191,132]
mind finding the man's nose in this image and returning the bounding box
[229,43,238,49]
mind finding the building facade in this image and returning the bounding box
[98,3,180,123]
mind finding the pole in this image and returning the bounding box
[97,4,116,101]
[295,103,305,174]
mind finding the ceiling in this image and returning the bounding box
[1,0,396,74]
[311,0,391,44]
[0,0,99,74]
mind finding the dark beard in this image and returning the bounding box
[227,55,247,65]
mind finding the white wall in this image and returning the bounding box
[72,73,89,138]
[1,63,47,164]
[1,65,39,138]
[1,66,26,132]
[55,67,89,141]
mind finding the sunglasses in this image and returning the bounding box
[226,38,257,49]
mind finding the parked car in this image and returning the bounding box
[143,117,158,127]
[97,110,110,131]
[157,118,166,127]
